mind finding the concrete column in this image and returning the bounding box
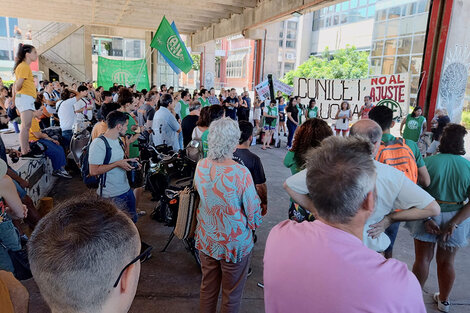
[83,25,93,81]
[296,13,314,68]
[202,41,216,89]
[145,31,154,87]
[263,23,281,81]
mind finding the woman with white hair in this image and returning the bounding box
[194,117,262,313]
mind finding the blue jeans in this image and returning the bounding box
[0,220,22,273]
[110,189,137,223]
[61,129,73,151]
[287,120,297,147]
[384,222,400,254]
[38,139,66,171]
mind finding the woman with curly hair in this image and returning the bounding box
[283,118,333,175]
[405,124,470,313]
[283,118,333,222]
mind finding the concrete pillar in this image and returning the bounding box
[83,25,93,81]
[263,23,281,81]
[145,31,154,87]
[202,41,216,89]
[296,13,314,68]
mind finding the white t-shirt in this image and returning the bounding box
[285,160,435,252]
[57,97,78,131]
[74,98,93,121]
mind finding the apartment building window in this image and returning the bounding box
[314,0,376,30]
[226,53,246,78]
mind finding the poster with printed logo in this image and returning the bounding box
[293,74,410,123]
[255,80,270,101]
[97,56,150,91]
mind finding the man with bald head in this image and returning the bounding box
[283,119,440,252]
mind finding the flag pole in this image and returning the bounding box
[134,46,154,89]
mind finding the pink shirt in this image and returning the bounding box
[264,220,425,313]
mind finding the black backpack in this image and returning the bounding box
[80,135,112,195]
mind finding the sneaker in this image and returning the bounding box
[21,151,43,158]
[247,267,253,277]
[284,133,287,137]
[53,169,72,179]
[433,293,450,313]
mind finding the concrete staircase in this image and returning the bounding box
[39,50,86,85]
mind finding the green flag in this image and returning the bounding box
[151,16,193,73]
[97,56,150,91]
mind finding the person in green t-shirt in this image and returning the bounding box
[179,90,191,120]
[117,89,140,158]
[405,124,470,312]
[201,105,225,157]
[400,106,427,142]
[199,88,210,108]
[304,99,318,119]
[262,100,278,150]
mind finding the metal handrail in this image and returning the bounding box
[33,22,74,49]
[41,50,86,82]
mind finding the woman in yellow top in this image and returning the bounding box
[13,44,37,156]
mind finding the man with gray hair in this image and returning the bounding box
[28,196,149,313]
[283,119,439,252]
[265,136,426,312]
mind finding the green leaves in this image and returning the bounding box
[281,45,370,86]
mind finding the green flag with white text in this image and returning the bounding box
[97,56,150,91]
[151,16,193,73]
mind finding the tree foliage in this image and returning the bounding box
[281,46,370,86]
[191,54,201,71]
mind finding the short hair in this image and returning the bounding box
[101,91,112,100]
[189,100,201,111]
[207,117,240,161]
[200,88,208,96]
[439,124,466,155]
[160,93,173,107]
[145,91,158,102]
[368,105,393,131]
[100,102,120,121]
[238,120,253,144]
[306,136,376,224]
[350,120,383,145]
[208,104,224,124]
[181,90,189,98]
[196,106,211,127]
[28,195,140,313]
[77,85,88,92]
[106,110,129,129]
[60,89,72,101]
[117,88,133,107]
[364,96,371,100]
[160,84,166,90]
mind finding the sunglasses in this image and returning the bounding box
[113,245,152,288]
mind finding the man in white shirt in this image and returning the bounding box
[74,85,93,122]
[284,119,440,252]
[57,88,84,149]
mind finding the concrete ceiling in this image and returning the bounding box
[3,0,341,46]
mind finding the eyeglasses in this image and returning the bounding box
[113,245,152,288]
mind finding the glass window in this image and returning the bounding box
[333,15,340,26]
[382,57,395,75]
[336,4,341,12]
[367,6,376,17]
[279,40,283,47]
[397,37,412,55]
[377,9,387,21]
[342,1,349,11]
[312,19,320,31]
[417,0,428,14]
[413,14,429,33]
[410,56,423,74]
[371,40,384,57]
[399,19,414,36]
[359,0,367,6]
[325,16,332,27]
[374,22,387,39]
[0,17,7,37]
[370,57,382,75]
[287,21,297,30]
[388,6,402,19]
[8,18,18,38]
[384,39,397,56]
[395,56,410,73]
[287,29,297,40]
[341,14,348,24]
[387,19,400,38]
[284,62,295,72]
[286,40,296,49]
[412,35,425,54]
[369,0,376,3]
[111,38,123,57]
[350,0,358,8]
[410,75,420,94]
[279,31,283,38]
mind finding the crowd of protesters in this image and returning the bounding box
[0,42,468,313]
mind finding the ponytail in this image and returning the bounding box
[13,43,35,73]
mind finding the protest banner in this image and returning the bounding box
[256,78,294,101]
[97,57,150,91]
[293,74,410,122]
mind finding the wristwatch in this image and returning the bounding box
[423,217,433,223]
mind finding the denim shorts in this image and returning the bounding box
[15,94,35,113]
[405,211,470,249]
[0,220,22,273]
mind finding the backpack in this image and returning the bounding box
[80,135,112,194]
[375,138,418,183]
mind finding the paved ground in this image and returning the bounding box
[21,135,470,313]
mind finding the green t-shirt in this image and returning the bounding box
[264,105,278,127]
[126,113,139,158]
[283,150,300,175]
[382,133,425,168]
[307,107,318,118]
[424,154,470,212]
[179,99,189,120]
[201,129,209,158]
[403,114,426,142]
[199,97,210,108]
